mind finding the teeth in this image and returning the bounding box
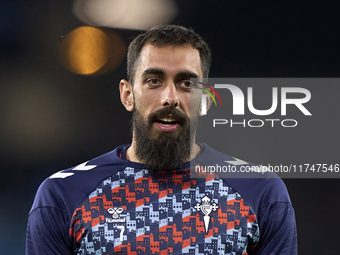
[158,117,176,122]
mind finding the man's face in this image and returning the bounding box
[130,44,203,170]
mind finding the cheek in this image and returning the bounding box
[187,93,201,111]
[138,90,161,109]
[134,96,155,115]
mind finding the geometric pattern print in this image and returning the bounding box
[70,167,259,255]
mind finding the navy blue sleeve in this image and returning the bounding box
[250,202,298,255]
[221,174,298,255]
[26,207,74,255]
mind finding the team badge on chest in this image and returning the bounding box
[194,195,219,234]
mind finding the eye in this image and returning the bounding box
[179,80,196,89]
[146,78,162,86]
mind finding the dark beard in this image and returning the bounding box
[132,107,198,171]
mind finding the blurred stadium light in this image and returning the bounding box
[59,26,126,75]
[73,0,177,30]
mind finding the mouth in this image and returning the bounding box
[147,107,187,132]
[155,116,179,126]
[153,115,180,131]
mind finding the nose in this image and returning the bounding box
[161,83,179,107]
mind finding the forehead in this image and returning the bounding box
[135,44,203,78]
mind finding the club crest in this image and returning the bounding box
[194,195,219,234]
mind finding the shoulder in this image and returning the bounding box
[222,176,291,214]
[195,143,292,214]
[30,145,130,217]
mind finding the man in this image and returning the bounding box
[26,25,297,254]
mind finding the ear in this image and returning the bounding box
[199,91,214,116]
[119,79,134,112]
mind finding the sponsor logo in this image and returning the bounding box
[106,207,125,223]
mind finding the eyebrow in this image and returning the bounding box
[141,68,199,79]
[176,71,199,79]
[142,68,165,77]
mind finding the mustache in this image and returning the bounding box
[148,107,188,125]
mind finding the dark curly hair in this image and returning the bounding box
[127,24,211,85]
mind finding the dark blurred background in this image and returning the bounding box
[1,0,340,254]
